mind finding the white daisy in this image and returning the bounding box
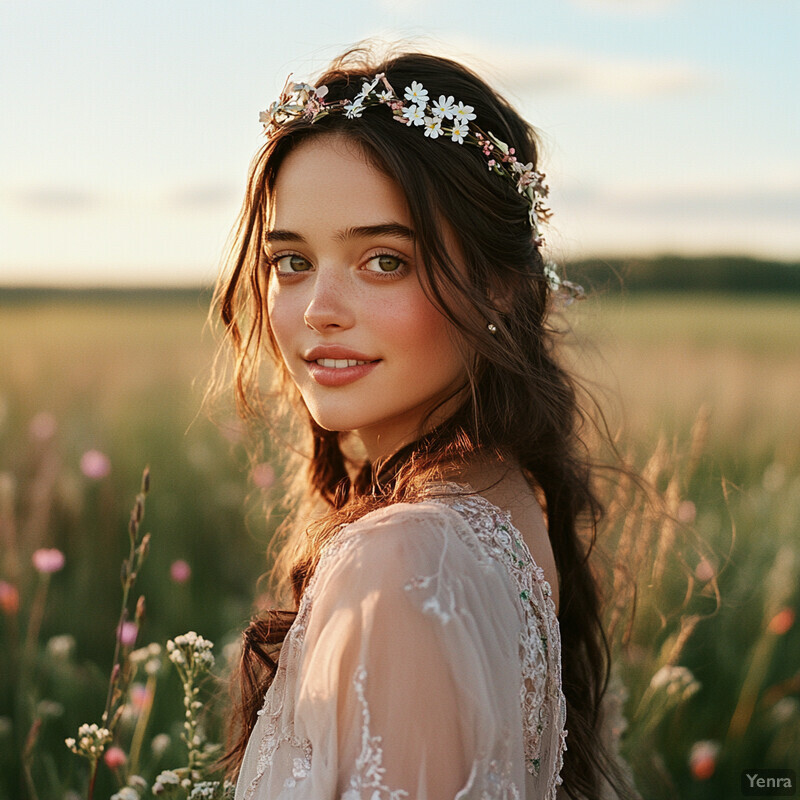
[423,116,443,139]
[431,95,456,119]
[401,104,426,126]
[377,89,393,103]
[404,81,429,105]
[453,101,477,122]
[450,121,469,144]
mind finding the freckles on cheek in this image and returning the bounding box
[375,291,454,357]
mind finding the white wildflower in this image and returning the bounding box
[431,94,456,119]
[145,656,162,676]
[129,646,150,666]
[110,788,139,800]
[65,723,112,759]
[649,664,700,700]
[46,634,76,660]
[423,116,443,139]
[153,770,180,795]
[770,696,799,726]
[403,81,429,105]
[128,775,148,790]
[450,121,469,144]
[189,782,221,799]
[151,732,171,757]
[344,98,364,119]
[453,101,476,122]
[401,104,425,126]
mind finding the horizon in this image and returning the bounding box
[1,252,797,292]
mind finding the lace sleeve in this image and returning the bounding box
[292,502,530,799]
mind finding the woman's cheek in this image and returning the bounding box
[266,285,298,364]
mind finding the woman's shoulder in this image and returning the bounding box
[344,496,467,536]
[322,498,476,568]
[309,494,511,593]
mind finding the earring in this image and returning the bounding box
[487,323,498,334]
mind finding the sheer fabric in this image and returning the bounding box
[235,482,569,799]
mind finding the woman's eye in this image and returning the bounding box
[364,254,405,274]
[273,254,311,273]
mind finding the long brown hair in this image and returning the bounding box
[211,41,639,799]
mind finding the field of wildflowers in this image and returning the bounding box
[0,293,798,799]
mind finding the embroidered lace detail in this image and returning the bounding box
[341,665,410,800]
[242,616,312,799]
[419,481,568,794]
[453,723,523,800]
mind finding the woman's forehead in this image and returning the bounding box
[269,136,411,232]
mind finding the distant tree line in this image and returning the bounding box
[0,286,215,306]
[566,255,800,294]
[1,256,799,303]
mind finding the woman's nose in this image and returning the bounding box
[302,266,355,332]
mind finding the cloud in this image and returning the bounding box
[11,187,98,212]
[560,179,800,221]
[568,0,681,12]
[504,51,699,97]
[403,34,706,98]
[376,0,429,10]
[166,184,239,210]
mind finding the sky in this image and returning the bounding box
[1,0,798,286]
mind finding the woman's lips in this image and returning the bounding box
[305,358,381,387]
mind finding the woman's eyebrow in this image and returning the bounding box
[264,223,416,244]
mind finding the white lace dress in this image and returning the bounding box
[235,482,568,799]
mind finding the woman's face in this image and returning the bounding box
[265,135,468,461]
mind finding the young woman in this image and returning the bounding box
[213,42,640,800]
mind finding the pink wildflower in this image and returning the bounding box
[29,412,57,441]
[220,419,245,444]
[251,462,276,490]
[103,746,127,769]
[0,581,20,615]
[130,682,153,711]
[80,449,111,480]
[768,607,795,635]
[695,557,715,582]
[170,559,192,584]
[117,621,138,647]
[32,548,65,574]
[689,740,719,780]
[677,500,697,524]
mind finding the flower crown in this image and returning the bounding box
[259,73,584,303]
